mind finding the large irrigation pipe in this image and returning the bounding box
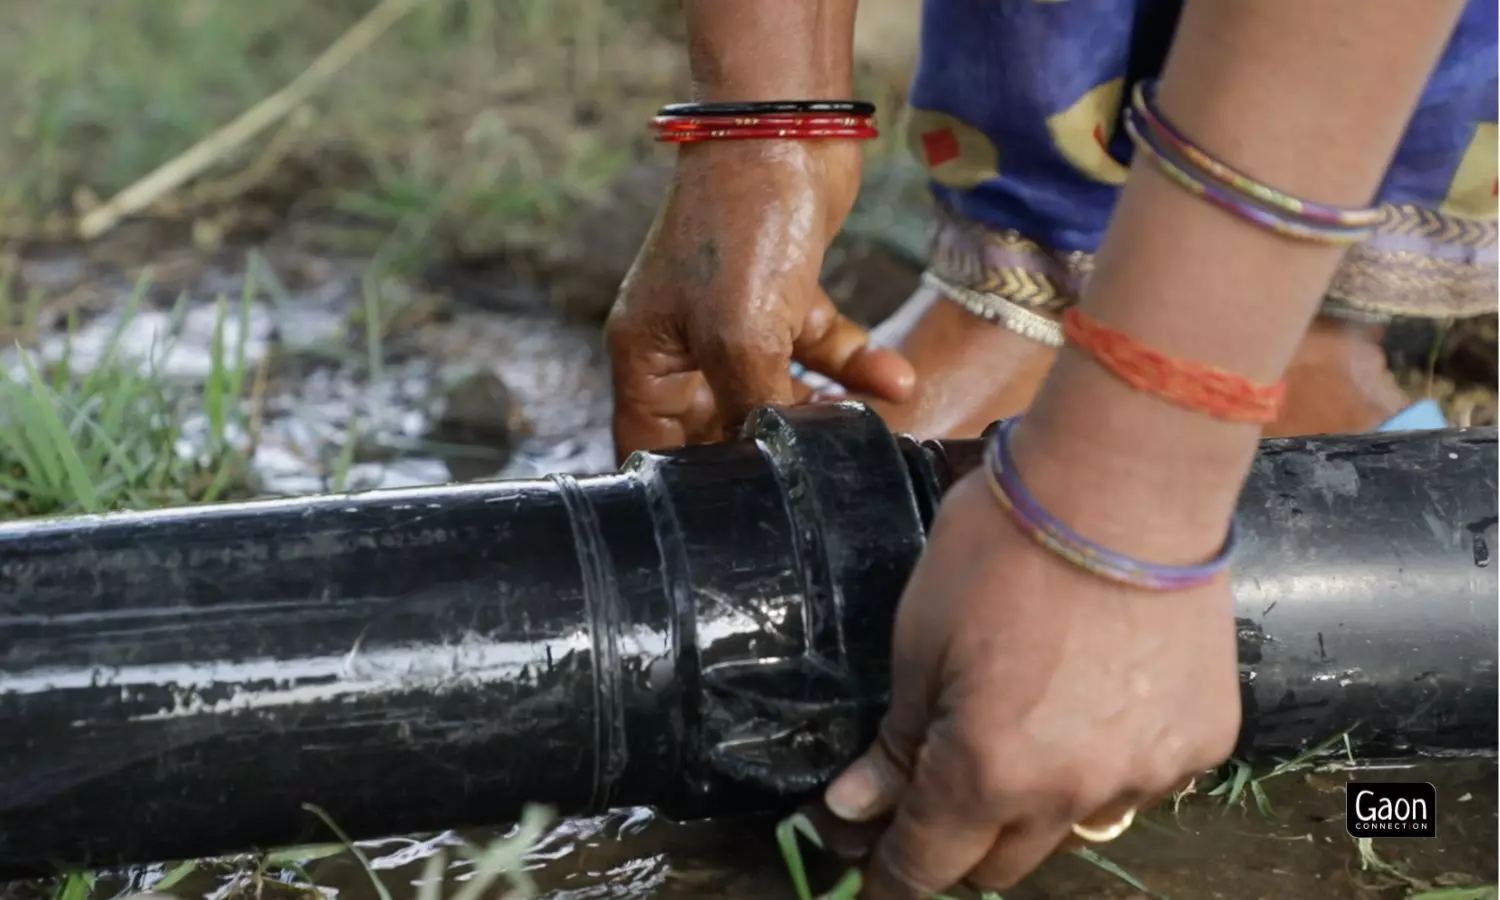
[0,403,1494,876]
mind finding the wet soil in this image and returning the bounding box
[22,758,1488,900]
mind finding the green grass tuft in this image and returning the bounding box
[774,810,1155,900]
[0,271,260,521]
[0,0,652,260]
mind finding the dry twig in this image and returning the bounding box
[78,0,429,240]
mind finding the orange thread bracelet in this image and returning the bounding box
[1061,308,1287,423]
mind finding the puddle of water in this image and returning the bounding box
[6,254,617,498]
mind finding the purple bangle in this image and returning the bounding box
[1130,80,1384,230]
[1122,108,1373,246]
[982,417,1240,592]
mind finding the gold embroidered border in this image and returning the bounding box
[926,208,1093,313]
[928,204,1498,320]
[1375,203,1497,249]
[1327,246,1497,319]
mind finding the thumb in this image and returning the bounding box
[824,743,907,826]
[824,668,931,824]
[794,289,915,403]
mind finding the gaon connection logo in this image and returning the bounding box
[1346,782,1437,838]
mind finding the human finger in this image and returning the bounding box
[1052,775,1196,854]
[962,819,1074,893]
[692,313,798,432]
[858,737,1003,900]
[793,289,915,402]
[824,578,937,825]
[965,786,1152,891]
[608,325,699,461]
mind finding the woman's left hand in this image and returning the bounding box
[822,456,1242,898]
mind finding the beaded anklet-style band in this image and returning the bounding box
[1062,307,1287,423]
[1124,80,1379,246]
[1318,298,1395,325]
[651,101,879,145]
[983,417,1240,592]
[921,271,1064,347]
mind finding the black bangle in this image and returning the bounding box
[657,100,876,117]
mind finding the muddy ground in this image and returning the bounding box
[167,758,1500,899]
[7,759,1494,900]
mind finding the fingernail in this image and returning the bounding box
[825,757,885,821]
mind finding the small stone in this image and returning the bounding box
[427,368,527,480]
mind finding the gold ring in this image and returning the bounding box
[1070,808,1136,843]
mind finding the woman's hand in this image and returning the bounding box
[810,0,1465,893]
[606,141,914,461]
[823,438,1241,897]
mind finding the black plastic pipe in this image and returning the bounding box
[0,403,1494,876]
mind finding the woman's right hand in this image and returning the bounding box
[605,140,915,462]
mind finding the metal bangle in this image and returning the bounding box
[985,417,1241,591]
[920,271,1065,348]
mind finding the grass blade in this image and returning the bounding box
[1259,728,1358,784]
[18,351,100,512]
[329,423,359,492]
[1407,888,1498,900]
[229,264,254,400]
[301,802,394,900]
[150,859,200,892]
[1210,759,1253,808]
[262,843,349,866]
[415,847,448,900]
[1072,847,1167,900]
[773,813,872,900]
[205,294,229,440]
[774,813,821,900]
[1250,780,1276,819]
[52,871,94,900]
[453,804,552,900]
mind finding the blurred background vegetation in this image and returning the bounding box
[0,0,930,521]
[0,0,1489,526]
[0,0,917,257]
[3,0,674,249]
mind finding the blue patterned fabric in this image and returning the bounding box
[906,0,1499,318]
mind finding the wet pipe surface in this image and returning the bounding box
[0,403,1494,876]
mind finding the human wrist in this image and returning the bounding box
[665,137,860,247]
[1008,354,1256,567]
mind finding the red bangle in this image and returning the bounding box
[650,112,879,145]
[1061,307,1287,423]
[655,127,879,144]
[651,115,875,130]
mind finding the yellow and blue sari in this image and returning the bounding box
[904,0,1497,324]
